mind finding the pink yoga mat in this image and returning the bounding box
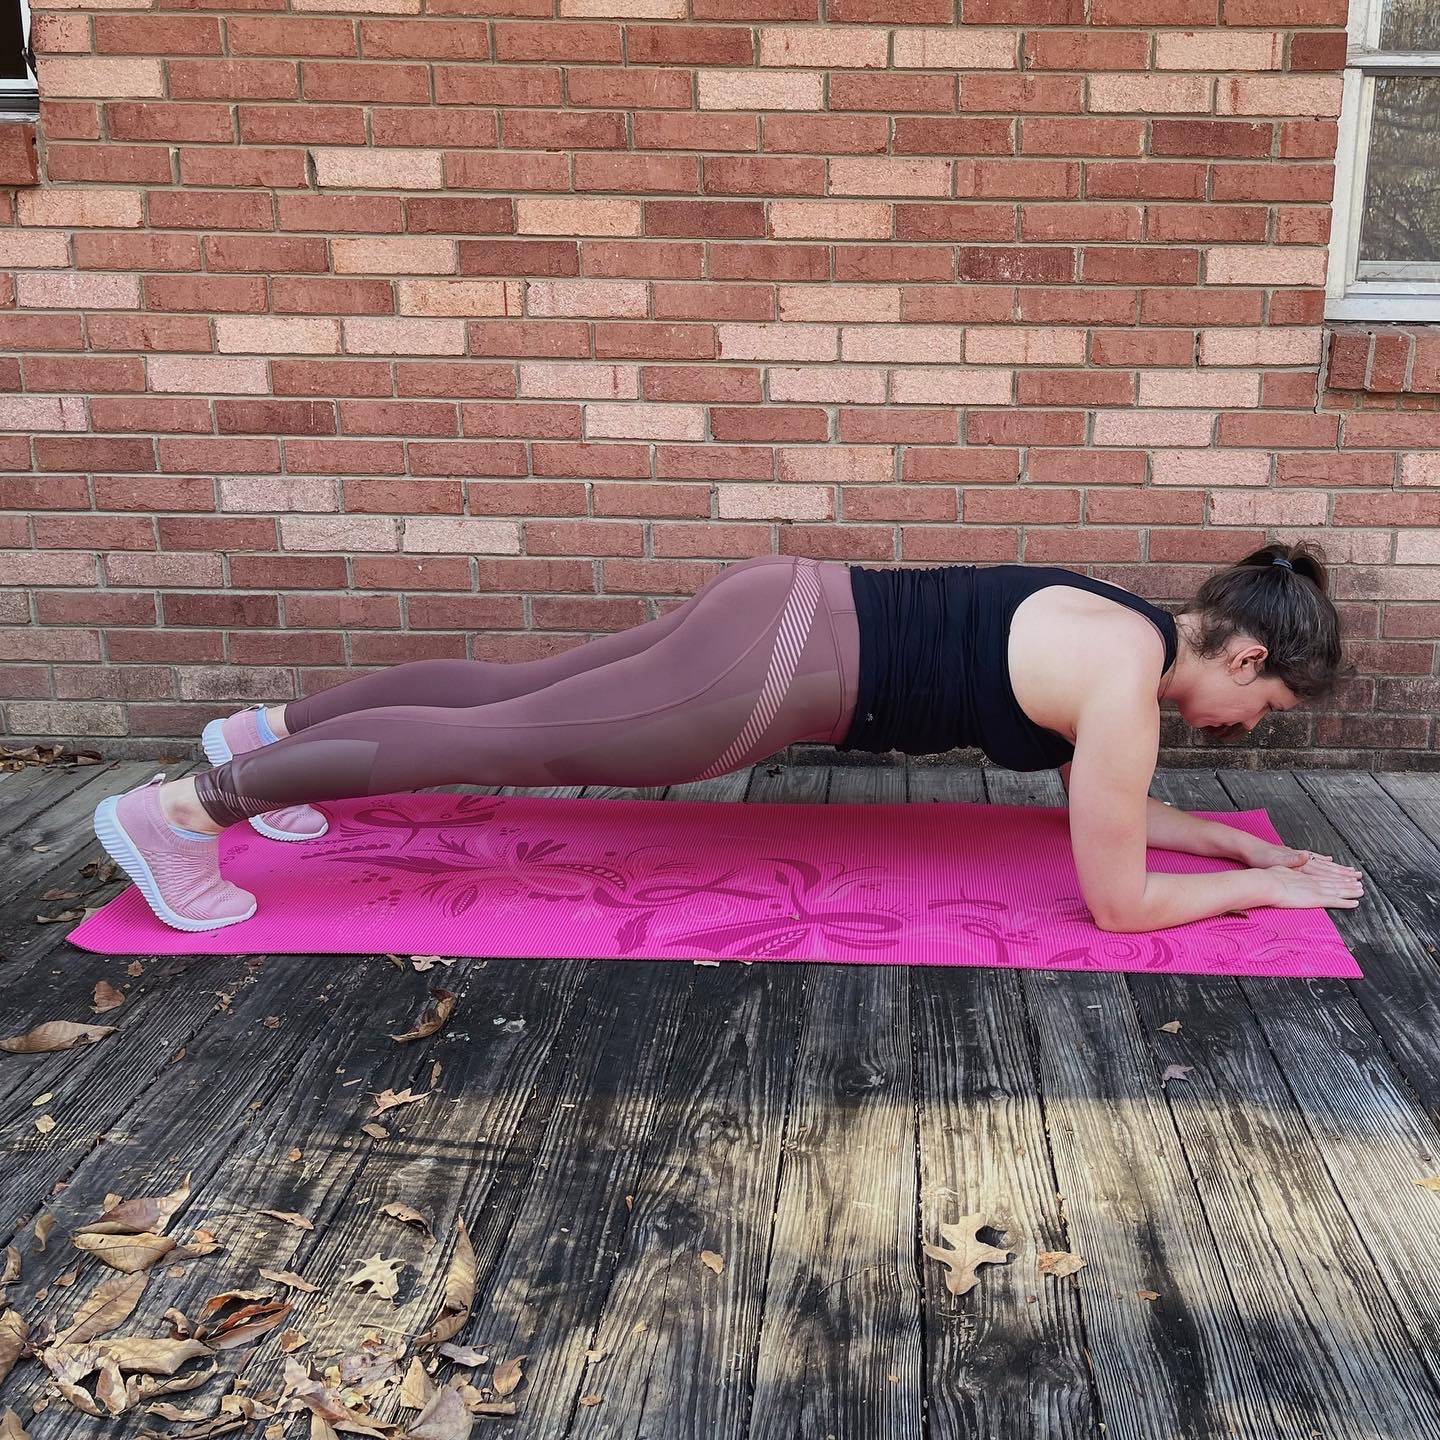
[67,793,1361,978]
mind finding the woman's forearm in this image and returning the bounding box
[1144,795,1251,861]
[1098,866,1276,933]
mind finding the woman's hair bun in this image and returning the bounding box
[1236,541,1330,597]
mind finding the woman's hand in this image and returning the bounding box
[1259,853,1366,911]
[1232,832,1362,880]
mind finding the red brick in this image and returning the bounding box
[596,321,718,359]
[708,242,830,280]
[270,359,392,397]
[409,440,527,477]
[641,366,761,404]
[567,67,694,110]
[285,439,406,475]
[45,143,174,185]
[956,246,1074,283]
[575,153,700,194]
[400,365,518,400]
[301,62,431,104]
[36,437,157,473]
[145,275,268,313]
[0,122,39,186]
[1151,119,1272,158]
[23,355,145,393]
[1087,162,1208,200]
[240,104,365,146]
[108,102,235,143]
[216,399,337,435]
[278,194,405,232]
[693,0,816,16]
[635,112,759,153]
[376,109,498,148]
[710,406,828,443]
[462,401,581,435]
[627,24,754,65]
[493,22,623,61]
[179,147,307,189]
[645,200,767,239]
[699,154,822,195]
[1083,246,1199,285]
[96,15,222,53]
[204,236,328,272]
[839,409,959,444]
[762,115,887,154]
[468,320,590,357]
[159,517,278,553]
[831,73,956,112]
[229,18,358,57]
[38,101,101,141]
[360,19,489,59]
[1211,163,1334,204]
[88,315,213,352]
[169,59,298,100]
[75,232,200,271]
[835,245,956,282]
[157,439,280,474]
[149,190,272,229]
[435,65,562,108]
[967,412,1086,447]
[339,400,459,437]
[583,240,705,278]
[89,397,212,433]
[444,151,567,191]
[962,75,1082,113]
[342,479,463,514]
[405,197,515,234]
[504,110,626,150]
[1289,31,1347,71]
[273,277,394,316]
[533,442,650,477]
[895,203,1016,242]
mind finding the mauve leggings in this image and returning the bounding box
[193,555,862,828]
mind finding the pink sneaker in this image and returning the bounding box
[93,773,257,933]
[200,703,328,843]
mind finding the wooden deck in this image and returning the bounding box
[4,757,1440,1439]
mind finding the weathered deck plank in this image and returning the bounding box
[906,764,1101,1440]
[742,763,926,1440]
[982,768,1277,1440]
[1147,769,1440,1437]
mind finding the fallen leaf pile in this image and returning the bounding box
[0,743,102,772]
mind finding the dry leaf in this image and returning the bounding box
[400,1356,436,1410]
[146,1403,210,1422]
[0,1021,116,1054]
[73,1232,177,1274]
[93,1337,213,1375]
[1137,1288,1161,1301]
[415,1215,475,1347]
[410,956,456,973]
[1037,1250,1087,1279]
[35,1214,56,1251]
[583,1347,606,1364]
[202,1300,292,1351]
[699,1250,724,1275]
[1160,1064,1194,1084]
[30,1094,51,1107]
[0,1248,18,1285]
[126,960,144,977]
[57,1271,147,1345]
[342,1255,405,1302]
[371,1088,428,1116]
[34,1115,55,1135]
[77,1176,191,1237]
[279,1330,309,1354]
[259,1269,319,1294]
[258,1209,314,1231]
[281,1359,387,1439]
[0,1310,27,1387]
[436,1344,487,1367]
[96,1356,128,1416]
[0,1410,29,1440]
[491,1355,525,1398]
[361,1123,389,1141]
[579,1393,602,1408]
[408,1385,472,1440]
[36,909,86,925]
[390,988,457,1044]
[380,1202,434,1250]
[1159,1020,1182,1033]
[922,1214,1013,1297]
[92,982,126,1014]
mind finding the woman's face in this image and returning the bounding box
[1179,637,1301,739]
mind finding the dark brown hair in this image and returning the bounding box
[1181,542,1347,702]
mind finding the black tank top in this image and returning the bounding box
[836,563,1178,771]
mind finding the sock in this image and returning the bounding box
[166,821,217,841]
[254,707,280,745]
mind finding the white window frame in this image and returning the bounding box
[1325,0,1440,321]
[1,0,35,108]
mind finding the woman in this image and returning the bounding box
[94,543,1364,935]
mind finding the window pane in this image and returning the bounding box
[1,0,27,83]
[1357,76,1440,269]
[1379,0,1440,51]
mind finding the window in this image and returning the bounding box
[1,0,36,110]
[1326,0,1440,320]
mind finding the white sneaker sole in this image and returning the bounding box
[93,793,256,933]
[200,716,327,844]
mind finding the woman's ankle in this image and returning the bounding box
[264,704,290,740]
[158,778,224,835]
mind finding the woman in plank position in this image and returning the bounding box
[95,543,1364,934]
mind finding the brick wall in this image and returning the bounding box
[2,0,1438,768]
